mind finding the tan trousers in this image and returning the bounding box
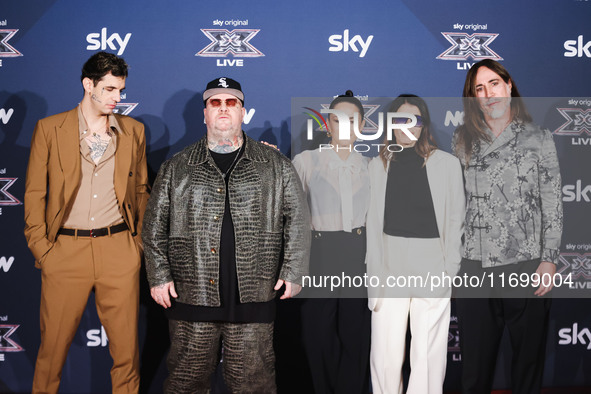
[32,230,141,394]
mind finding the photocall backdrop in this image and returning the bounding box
[1,0,590,392]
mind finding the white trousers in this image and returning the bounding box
[370,235,451,394]
[370,297,450,394]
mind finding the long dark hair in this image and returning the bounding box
[455,59,532,163]
[379,94,437,169]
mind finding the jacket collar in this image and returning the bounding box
[479,120,522,157]
[188,132,269,166]
[56,107,133,208]
[76,104,128,138]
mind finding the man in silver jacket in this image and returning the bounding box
[142,77,310,393]
[453,60,562,394]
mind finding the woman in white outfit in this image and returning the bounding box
[366,95,465,394]
[294,91,371,394]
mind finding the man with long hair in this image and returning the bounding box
[453,60,563,393]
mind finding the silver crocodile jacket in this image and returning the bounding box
[453,121,563,268]
[142,134,311,306]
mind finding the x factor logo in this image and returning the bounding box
[0,325,23,352]
[113,103,138,116]
[447,323,460,352]
[196,29,264,57]
[437,32,502,61]
[557,253,591,281]
[554,108,591,136]
[0,29,22,57]
[0,178,21,206]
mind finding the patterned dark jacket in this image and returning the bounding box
[453,121,563,268]
[143,134,310,306]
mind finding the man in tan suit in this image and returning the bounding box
[24,52,149,394]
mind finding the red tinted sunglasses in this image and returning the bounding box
[208,98,240,107]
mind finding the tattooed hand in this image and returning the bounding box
[150,281,178,308]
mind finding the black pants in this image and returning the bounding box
[301,229,371,394]
[455,259,551,394]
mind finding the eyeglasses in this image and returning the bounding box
[208,98,240,107]
[392,115,424,127]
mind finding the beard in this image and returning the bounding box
[488,96,511,119]
[482,84,512,119]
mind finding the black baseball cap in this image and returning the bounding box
[203,77,244,105]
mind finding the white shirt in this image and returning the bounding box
[293,148,370,232]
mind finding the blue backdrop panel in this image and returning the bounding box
[1,0,590,392]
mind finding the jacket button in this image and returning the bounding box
[357,228,362,235]
[211,248,216,254]
[209,279,215,284]
[129,171,133,177]
[213,215,219,221]
[216,188,223,193]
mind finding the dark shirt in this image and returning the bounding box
[383,147,439,238]
[166,144,275,323]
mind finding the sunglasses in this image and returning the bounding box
[392,115,424,127]
[208,98,240,107]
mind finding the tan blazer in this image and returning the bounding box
[24,107,150,268]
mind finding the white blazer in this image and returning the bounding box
[366,150,465,310]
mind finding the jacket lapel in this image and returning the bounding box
[376,161,387,236]
[426,151,445,247]
[114,119,132,210]
[480,124,516,157]
[56,108,81,204]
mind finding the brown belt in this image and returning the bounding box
[58,222,128,238]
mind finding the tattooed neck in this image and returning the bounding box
[208,135,243,153]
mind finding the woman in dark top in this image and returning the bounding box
[366,95,465,394]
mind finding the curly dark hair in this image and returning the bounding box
[81,51,128,86]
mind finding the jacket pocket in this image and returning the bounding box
[39,237,60,269]
[257,231,283,280]
[168,237,194,283]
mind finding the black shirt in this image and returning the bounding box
[383,147,439,238]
